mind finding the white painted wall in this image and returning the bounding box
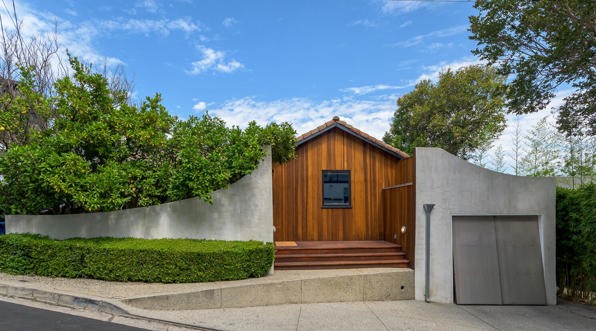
[7,147,273,243]
[414,148,556,305]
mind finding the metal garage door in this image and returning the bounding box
[453,216,547,305]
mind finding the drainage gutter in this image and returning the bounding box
[423,203,435,303]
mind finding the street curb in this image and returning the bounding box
[0,283,220,331]
[0,283,127,315]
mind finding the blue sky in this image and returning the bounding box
[4,0,560,171]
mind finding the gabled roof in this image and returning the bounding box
[296,116,410,159]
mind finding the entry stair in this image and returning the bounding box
[274,240,409,270]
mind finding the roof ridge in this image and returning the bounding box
[296,117,410,159]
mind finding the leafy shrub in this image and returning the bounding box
[0,57,296,214]
[556,184,596,303]
[0,234,274,283]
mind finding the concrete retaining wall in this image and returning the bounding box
[7,148,273,243]
[414,147,556,305]
[123,269,414,310]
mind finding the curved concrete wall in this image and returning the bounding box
[414,148,556,305]
[7,147,273,243]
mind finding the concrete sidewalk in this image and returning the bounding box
[137,300,596,331]
[1,272,594,331]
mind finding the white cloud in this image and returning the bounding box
[399,20,412,28]
[208,96,398,139]
[216,60,243,73]
[64,8,77,16]
[393,25,467,47]
[192,101,207,111]
[426,42,454,50]
[136,0,159,13]
[381,0,442,14]
[188,46,244,74]
[100,18,200,35]
[0,2,123,70]
[415,57,484,82]
[341,83,413,96]
[222,17,237,27]
[352,19,378,28]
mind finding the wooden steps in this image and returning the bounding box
[275,241,409,270]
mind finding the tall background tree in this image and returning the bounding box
[383,65,507,159]
[510,116,523,175]
[470,0,595,137]
[471,140,493,168]
[492,144,506,173]
[519,117,562,176]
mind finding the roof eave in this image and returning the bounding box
[296,122,407,159]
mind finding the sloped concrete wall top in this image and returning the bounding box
[414,147,556,305]
[7,147,273,243]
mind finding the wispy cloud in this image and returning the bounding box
[136,0,159,14]
[100,18,200,35]
[341,83,413,96]
[187,46,244,74]
[399,20,412,28]
[64,8,77,16]
[415,57,483,82]
[352,19,378,28]
[393,25,467,47]
[381,0,443,14]
[222,17,237,28]
[208,96,398,139]
[0,2,123,69]
[426,42,454,50]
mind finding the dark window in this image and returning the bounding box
[322,170,351,208]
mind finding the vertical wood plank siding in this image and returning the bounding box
[272,128,415,241]
[382,170,416,267]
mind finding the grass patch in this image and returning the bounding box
[0,234,274,283]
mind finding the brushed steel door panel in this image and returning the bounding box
[495,216,547,305]
[453,217,502,304]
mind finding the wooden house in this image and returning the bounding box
[273,116,416,269]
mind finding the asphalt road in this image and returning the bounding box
[0,301,148,331]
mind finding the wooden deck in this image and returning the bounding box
[274,240,409,270]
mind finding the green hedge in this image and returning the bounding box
[556,184,596,303]
[0,235,274,283]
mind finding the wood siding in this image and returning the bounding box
[273,128,414,241]
[382,170,416,267]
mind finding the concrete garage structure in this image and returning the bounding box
[414,148,556,305]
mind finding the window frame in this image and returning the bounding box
[321,170,352,209]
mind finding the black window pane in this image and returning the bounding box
[322,171,351,207]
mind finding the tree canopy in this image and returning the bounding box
[0,57,296,215]
[383,65,507,158]
[470,0,596,137]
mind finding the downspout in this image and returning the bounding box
[423,204,435,303]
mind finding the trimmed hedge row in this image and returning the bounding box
[0,234,274,283]
[556,184,596,304]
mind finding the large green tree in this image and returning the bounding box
[383,65,507,158]
[0,57,296,214]
[470,0,596,137]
